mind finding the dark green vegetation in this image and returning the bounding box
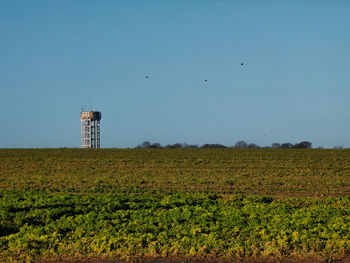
[1,149,350,261]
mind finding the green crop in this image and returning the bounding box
[1,190,350,261]
[1,149,350,261]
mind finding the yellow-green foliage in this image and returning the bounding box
[1,191,350,261]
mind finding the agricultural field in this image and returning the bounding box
[1,149,350,262]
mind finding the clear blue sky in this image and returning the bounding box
[1,0,349,148]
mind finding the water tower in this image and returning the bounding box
[80,111,101,148]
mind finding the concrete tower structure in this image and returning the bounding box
[80,111,101,148]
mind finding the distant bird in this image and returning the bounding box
[146,76,149,79]
[241,63,244,66]
[204,79,208,82]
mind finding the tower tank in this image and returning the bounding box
[80,111,101,148]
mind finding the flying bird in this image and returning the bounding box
[241,63,244,66]
[146,76,149,79]
[204,79,208,82]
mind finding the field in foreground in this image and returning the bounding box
[1,149,350,262]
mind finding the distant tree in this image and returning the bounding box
[200,143,226,148]
[234,141,248,149]
[248,143,260,149]
[280,143,293,149]
[271,143,280,149]
[165,143,182,148]
[293,141,312,149]
[183,144,198,149]
[200,144,227,149]
[150,143,162,148]
[333,145,343,149]
[140,141,151,149]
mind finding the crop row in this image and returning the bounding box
[1,190,350,261]
[1,149,350,198]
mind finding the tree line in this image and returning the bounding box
[136,141,313,149]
